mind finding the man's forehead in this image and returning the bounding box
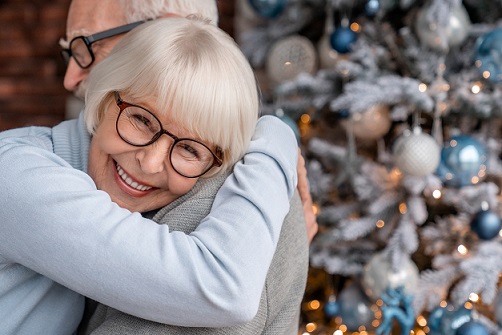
[66,0,125,40]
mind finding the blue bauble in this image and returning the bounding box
[428,306,446,332]
[474,28,502,83]
[324,299,340,318]
[330,26,358,54]
[455,321,489,335]
[440,306,472,335]
[436,135,487,188]
[338,283,373,331]
[365,0,380,17]
[248,0,287,18]
[471,209,501,240]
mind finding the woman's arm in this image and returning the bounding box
[0,116,297,327]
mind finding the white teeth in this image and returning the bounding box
[116,164,152,191]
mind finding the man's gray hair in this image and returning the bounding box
[119,0,219,25]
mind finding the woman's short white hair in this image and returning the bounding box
[84,17,259,176]
[119,0,219,25]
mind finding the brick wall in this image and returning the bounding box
[0,0,235,131]
[0,0,71,130]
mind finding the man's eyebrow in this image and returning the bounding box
[58,37,69,48]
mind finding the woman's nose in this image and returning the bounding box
[135,136,171,174]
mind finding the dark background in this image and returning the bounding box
[0,0,235,130]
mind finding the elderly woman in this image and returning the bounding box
[0,17,308,335]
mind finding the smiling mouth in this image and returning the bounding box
[115,163,153,191]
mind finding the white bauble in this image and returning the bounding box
[342,104,392,142]
[414,3,471,51]
[265,35,317,83]
[392,128,440,177]
[362,252,419,301]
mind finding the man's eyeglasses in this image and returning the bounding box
[60,21,147,69]
[114,92,223,178]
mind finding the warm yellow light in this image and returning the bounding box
[440,301,448,308]
[471,84,481,94]
[350,22,361,32]
[458,244,468,255]
[472,176,480,184]
[469,293,479,302]
[305,322,317,332]
[376,220,385,228]
[432,189,442,199]
[339,324,347,332]
[312,203,320,216]
[301,114,311,124]
[483,71,491,79]
[376,299,383,307]
[284,61,292,66]
[418,83,427,92]
[450,140,458,147]
[309,300,320,310]
[417,315,427,327]
[334,330,344,335]
[358,326,366,331]
[372,320,380,327]
[399,203,407,214]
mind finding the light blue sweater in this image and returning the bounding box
[0,114,298,335]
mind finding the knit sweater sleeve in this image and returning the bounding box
[0,115,298,327]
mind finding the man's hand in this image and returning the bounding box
[297,148,318,243]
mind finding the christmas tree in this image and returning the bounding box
[236,0,502,334]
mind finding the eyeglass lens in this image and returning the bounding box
[117,106,216,177]
[69,37,94,68]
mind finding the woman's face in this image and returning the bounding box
[88,94,202,213]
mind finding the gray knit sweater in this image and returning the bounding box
[80,172,309,335]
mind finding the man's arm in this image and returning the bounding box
[0,116,297,327]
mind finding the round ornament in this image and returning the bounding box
[392,127,441,177]
[440,306,472,335]
[338,283,374,331]
[436,135,488,188]
[324,295,340,318]
[414,3,471,51]
[340,105,392,142]
[365,0,380,17]
[361,252,419,301]
[428,306,446,332]
[330,25,358,54]
[470,209,501,240]
[474,28,502,83]
[248,0,287,18]
[265,35,317,84]
[455,321,489,335]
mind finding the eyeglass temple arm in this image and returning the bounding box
[87,20,148,43]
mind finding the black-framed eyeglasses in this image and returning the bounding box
[60,20,147,69]
[114,91,223,178]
